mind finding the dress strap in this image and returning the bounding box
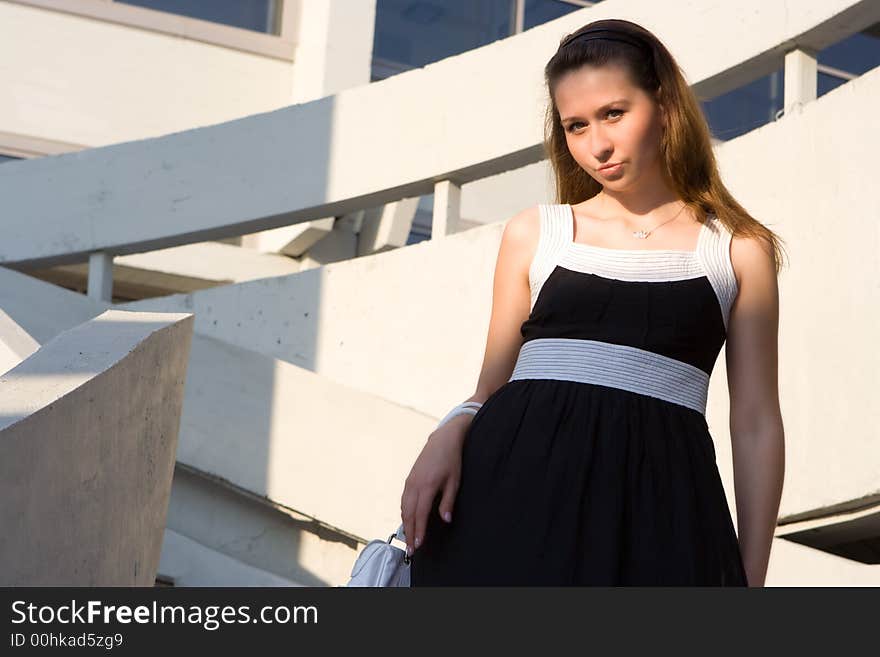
[696,213,738,331]
[528,204,572,312]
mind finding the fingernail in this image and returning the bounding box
[443,511,452,522]
[406,545,412,556]
[414,537,421,548]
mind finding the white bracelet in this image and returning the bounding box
[437,401,483,428]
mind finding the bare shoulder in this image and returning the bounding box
[502,204,540,241]
[730,231,776,291]
[501,204,541,260]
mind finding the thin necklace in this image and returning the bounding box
[628,202,688,239]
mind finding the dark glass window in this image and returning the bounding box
[702,69,784,142]
[372,1,601,81]
[702,25,879,142]
[116,0,281,34]
[406,195,434,245]
[817,28,880,97]
[373,0,515,81]
[523,0,589,31]
[818,28,880,77]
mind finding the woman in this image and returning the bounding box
[400,18,786,586]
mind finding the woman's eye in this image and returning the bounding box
[566,110,623,133]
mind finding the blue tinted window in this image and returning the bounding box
[818,30,880,77]
[817,29,880,97]
[818,72,848,96]
[702,27,879,141]
[373,0,515,81]
[372,1,603,80]
[406,194,434,244]
[116,0,280,34]
[702,69,784,142]
[524,0,588,31]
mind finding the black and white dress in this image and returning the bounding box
[409,203,748,586]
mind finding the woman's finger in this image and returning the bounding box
[437,475,459,523]
[412,486,435,553]
[401,487,418,556]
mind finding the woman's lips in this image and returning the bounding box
[598,163,624,176]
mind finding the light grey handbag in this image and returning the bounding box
[344,401,481,587]
[345,522,410,587]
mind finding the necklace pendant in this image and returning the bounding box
[632,230,649,239]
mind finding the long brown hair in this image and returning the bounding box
[543,18,787,272]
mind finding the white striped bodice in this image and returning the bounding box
[528,204,738,330]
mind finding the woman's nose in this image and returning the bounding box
[590,131,613,161]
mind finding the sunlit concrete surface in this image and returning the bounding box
[0,309,39,375]
[0,1,375,147]
[0,309,194,585]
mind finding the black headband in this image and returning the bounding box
[562,28,651,54]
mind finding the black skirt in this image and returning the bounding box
[409,378,748,586]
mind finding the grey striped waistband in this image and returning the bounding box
[507,337,709,414]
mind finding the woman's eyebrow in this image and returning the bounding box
[560,99,630,122]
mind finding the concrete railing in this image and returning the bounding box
[0,309,194,585]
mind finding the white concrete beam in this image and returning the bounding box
[87,251,113,302]
[784,48,819,117]
[28,241,303,299]
[357,198,419,255]
[431,179,462,239]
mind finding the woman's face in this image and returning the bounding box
[554,63,665,190]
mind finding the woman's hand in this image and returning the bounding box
[400,415,471,557]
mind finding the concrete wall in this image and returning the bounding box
[172,331,435,544]
[0,1,294,147]
[0,0,375,148]
[160,466,355,586]
[159,530,301,587]
[0,309,193,585]
[0,265,109,343]
[704,65,880,524]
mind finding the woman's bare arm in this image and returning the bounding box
[459,204,540,406]
[725,233,786,587]
[400,205,539,554]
